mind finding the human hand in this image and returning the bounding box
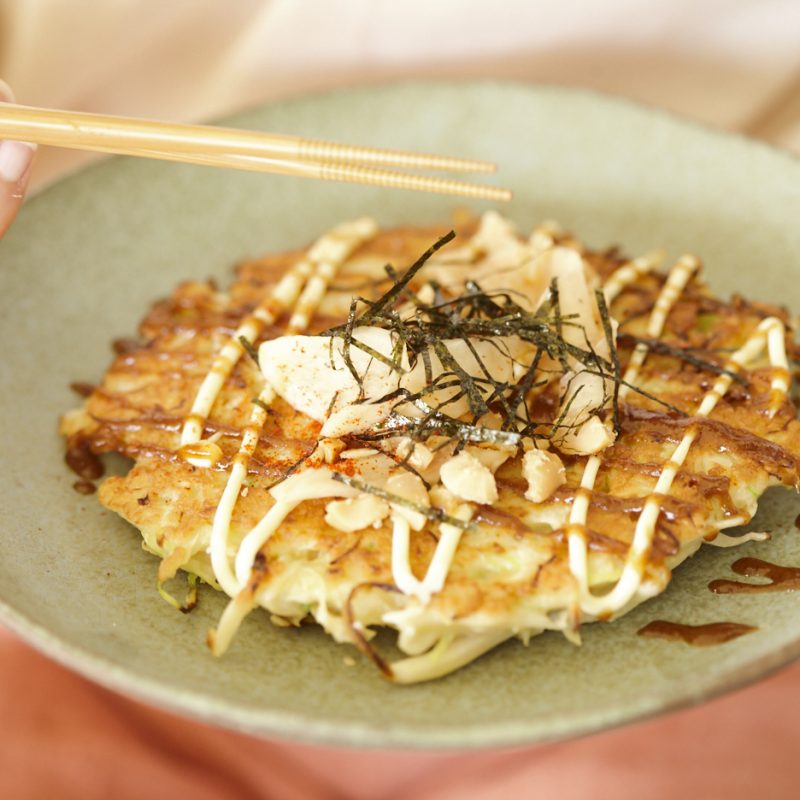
[0,80,36,239]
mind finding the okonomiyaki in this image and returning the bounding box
[61,211,800,683]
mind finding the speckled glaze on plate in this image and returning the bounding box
[2,82,800,750]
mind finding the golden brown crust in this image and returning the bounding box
[61,220,800,657]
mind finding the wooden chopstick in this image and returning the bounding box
[81,143,512,201]
[0,103,509,200]
[0,103,495,172]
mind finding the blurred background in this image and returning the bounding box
[2,0,800,189]
[2,1,800,798]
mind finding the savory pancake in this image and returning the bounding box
[61,212,800,683]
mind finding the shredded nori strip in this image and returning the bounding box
[238,335,260,367]
[358,231,456,323]
[252,397,274,414]
[323,390,341,423]
[316,230,734,454]
[597,290,622,434]
[617,333,747,384]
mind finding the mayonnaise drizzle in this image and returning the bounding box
[567,248,789,618]
[618,254,700,395]
[181,217,377,448]
[566,255,700,618]
[390,516,422,598]
[603,250,664,304]
[233,468,359,585]
[420,505,474,596]
[195,220,377,602]
[181,266,307,449]
[390,503,474,603]
[209,387,274,596]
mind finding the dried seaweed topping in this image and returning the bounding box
[321,233,625,449]
[238,335,260,367]
[317,232,745,456]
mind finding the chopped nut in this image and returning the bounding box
[465,444,516,473]
[522,448,566,503]
[386,472,429,530]
[555,416,614,456]
[319,437,345,464]
[396,437,434,469]
[325,494,390,532]
[428,484,457,510]
[338,447,379,460]
[429,485,472,530]
[440,450,498,505]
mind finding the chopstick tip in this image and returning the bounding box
[461,159,497,174]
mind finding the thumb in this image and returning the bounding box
[0,79,37,240]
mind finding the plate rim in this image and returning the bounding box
[3,584,799,751]
[5,78,800,750]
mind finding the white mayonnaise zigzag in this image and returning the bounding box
[180,217,378,450]
[181,219,378,648]
[566,256,789,621]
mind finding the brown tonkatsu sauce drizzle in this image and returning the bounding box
[709,557,800,594]
[638,620,757,646]
[111,337,144,355]
[72,479,96,495]
[623,407,800,485]
[794,512,800,530]
[64,437,104,480]
[69,381,96,398]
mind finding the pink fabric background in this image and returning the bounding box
[3,2,800,796]
[2,629,799,798]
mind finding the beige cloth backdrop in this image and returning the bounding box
[1,0,800,188]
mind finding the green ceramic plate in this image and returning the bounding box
[2,82,800,749]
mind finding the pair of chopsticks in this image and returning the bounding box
[0,103,511,201]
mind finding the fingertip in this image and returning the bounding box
[0,79,14,103]
[0,80,34,240]
[0,140,37,186]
